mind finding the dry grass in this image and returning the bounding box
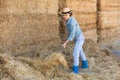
[0,53,46,80]
[16,53,69,78]
[0,39,120,80]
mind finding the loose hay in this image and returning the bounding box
[0,54,46,80]
[0,40,120,80]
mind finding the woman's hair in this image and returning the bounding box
[70,12,72,16]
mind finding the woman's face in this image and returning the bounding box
[62,13,70,21]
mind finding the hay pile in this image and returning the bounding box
[0,39,120,80]
[98,0,120,42]
[0,53,45,80]
[84,40,120,80]
[0,53,85,80]
[99,39,120,57]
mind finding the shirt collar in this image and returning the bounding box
[67,16,72,24]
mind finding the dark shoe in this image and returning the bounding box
[72,66,79,74]
[81,60,89,69]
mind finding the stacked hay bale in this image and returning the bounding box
[0,0,60,55]
[65,0,97,42]
[98,0,120,42]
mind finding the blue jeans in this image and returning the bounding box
[73,36,86,66]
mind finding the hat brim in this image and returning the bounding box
[62,11,72,14]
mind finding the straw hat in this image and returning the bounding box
[62,7,72,14]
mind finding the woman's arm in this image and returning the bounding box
[67,22,76,41]
[62,40,70,49]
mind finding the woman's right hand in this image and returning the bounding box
[62,43,67,49]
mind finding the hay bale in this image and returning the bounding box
[98,11,120,29]
[98,27,120,42]
[0,0,61,55]
[84,29,98,42]
[0,14,60,55]
[98,0,120,42]
[81,23,97,32]
[99,0,120,11]
[66,0,97,27]
[74,12,97,26]
[0,0,58,14]
[66,1,97,12]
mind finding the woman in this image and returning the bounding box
[62,8,89,74]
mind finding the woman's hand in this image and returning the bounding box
[62,40,69,49]
[62,43,67,49]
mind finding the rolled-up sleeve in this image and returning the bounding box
[67,23,76,41]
